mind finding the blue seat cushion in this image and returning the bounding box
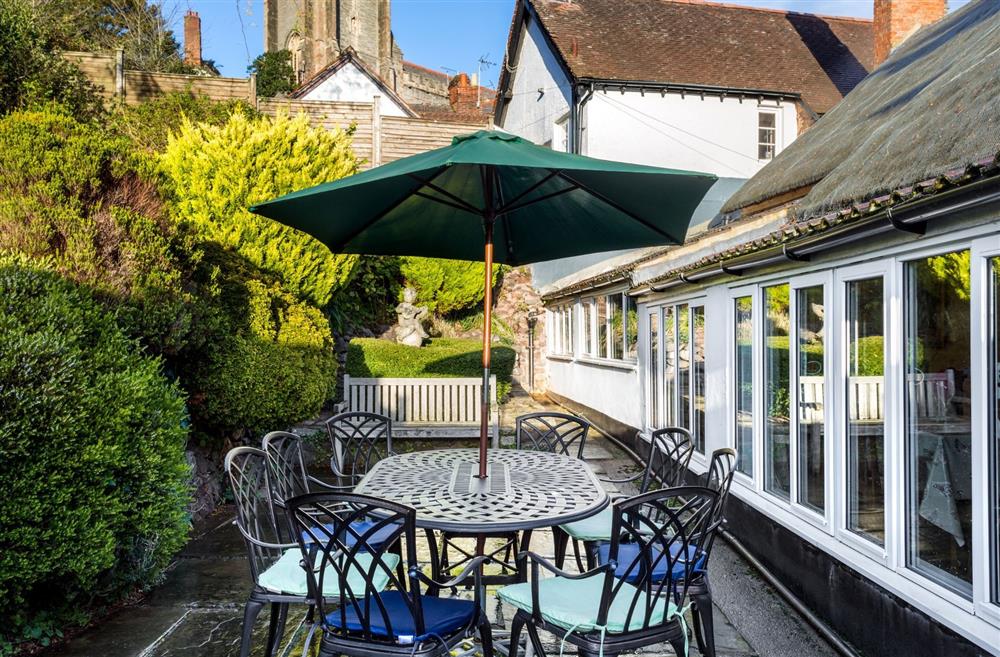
[301,519,401,551]
[559,507,613,541]
[596,542,705,584]
[326,591,477,644]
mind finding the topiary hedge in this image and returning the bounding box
[400,257,500,315]
[0,259,190,649]
[346,337,515,400]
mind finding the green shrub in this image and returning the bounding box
[0,105,195,357]
[180,247,338,439]
[346,337,515,400]
[108,92,258,154]
[0,0,103,119]
[328,255,403,332]
[159,109,361,307]
[249,50,296,98]
[0,259,189,648]
[400,257,500,315]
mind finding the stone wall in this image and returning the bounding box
[492,266,547,393]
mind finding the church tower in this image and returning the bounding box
[264,0,398,84]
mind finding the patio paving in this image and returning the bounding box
[45,391,839,657]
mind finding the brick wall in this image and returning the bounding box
[874,0,946,65]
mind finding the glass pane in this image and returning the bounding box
[664,306,676,427]
[678,304,691,431]
[992,257,1000,603]
[759,112,776,128]
[905,251,972,594]
[564,306,573,354]
[758,128,775,144]
[582,300,593,355]
[735,296,753,475]
[625,295,638,360]
[610,294,624,360]
[797,285,825,512]
[764,285,791,499]
[847,277,886,544]
[692,306,706,453]
[597,296,608,359]
[649,311,660,428]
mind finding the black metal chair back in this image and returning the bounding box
[515,412,589,459]
[262,431,312,505]
[225,447,288,584]
[602,486,718,629]
[325,412,392,484]
[285,492,420,646]
[702,447,737,558]
[638,427,695,492]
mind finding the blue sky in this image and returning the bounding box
[166,1,970,84]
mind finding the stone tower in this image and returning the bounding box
[264,0,398,84]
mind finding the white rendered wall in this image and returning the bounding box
[547,356,642,428]
[497,16,572,148]
[299,63,409,117]
[583,90,799,178]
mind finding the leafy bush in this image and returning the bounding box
[180,247,338,439]
[249,50,296,98]
[108,92,258,154]
[0,105,195,356]
[328,256,403,332]
[159,109,361,307]
[346,337,515,400]
[0,259,189,648]
[400,257,499,315]
[0,0,103,118]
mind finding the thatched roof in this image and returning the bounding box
[723,0,1000,217]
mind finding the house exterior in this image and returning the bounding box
[289,48,416,117]
[532,0,1000,655]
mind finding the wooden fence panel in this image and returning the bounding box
[63,51,117,98]
[381,116,488,164]
[123,71,250,105]
[258,99,374,165]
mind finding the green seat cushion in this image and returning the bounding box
[498,574,676,634]
[559,507,613,541]
[259,549,399,597]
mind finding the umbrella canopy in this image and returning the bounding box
[250,130,716,477]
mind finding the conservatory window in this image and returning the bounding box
[648,310,660,428]
[655,301,705,452]
[992,256,1000,604]
[904,251,972,596]
[734,295,754,475]
[796,285,826,513]
[846,277,886,545]
[764,284,791,499]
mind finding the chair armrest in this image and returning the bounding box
[409,555,491,591]
[232,520,298,551]
[518,551,611,581]
[598,472,644,485]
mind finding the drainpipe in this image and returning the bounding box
[572,83,594,154]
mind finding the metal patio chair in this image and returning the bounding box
[225,447,402,657]
[554,426,695,571]
[689,447,737,657]
[437,412,591,589]
[499,486,719,657]
[285,491,494,657]
[324,411,393,487]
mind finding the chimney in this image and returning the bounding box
[184,10,202,66]
[873,0,946,65]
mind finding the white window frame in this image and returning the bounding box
[547,302,575,358]
[757,109,778,161]
[728,285,759,488]
[580,289,637,365]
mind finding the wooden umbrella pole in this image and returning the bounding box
[478,219,494,479]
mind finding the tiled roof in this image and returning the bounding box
[526,0,874,114]
[411,104,493,125]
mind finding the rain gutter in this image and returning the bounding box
[579,77,800,104]
[632,175,1000,296]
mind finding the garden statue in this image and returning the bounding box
[395,287,428,347]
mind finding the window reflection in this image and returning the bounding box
[649,311,659,429]
[797,285,825,513]
[664,306,676,427]
[905,251,972,594]
[678,304,691,433]
[693,306,706,453]
[765,285,791,499]
[735,296,753,476]
[847,277,885,544]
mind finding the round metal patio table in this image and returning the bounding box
[353,448,609,533]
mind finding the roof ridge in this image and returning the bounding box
[545,0,874,25]
[402,60,449,80]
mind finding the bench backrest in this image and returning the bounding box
[798,371,955,423]
[342,375,497,426]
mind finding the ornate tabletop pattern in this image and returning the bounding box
[354,448,608,532]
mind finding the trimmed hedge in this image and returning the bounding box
[346,337,515,400]
[400,257,500,315]
[0,260,189,647]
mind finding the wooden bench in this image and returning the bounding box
[798,372,956,423]
[338,375,500,445]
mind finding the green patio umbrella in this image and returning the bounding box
[250,130,716,478]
